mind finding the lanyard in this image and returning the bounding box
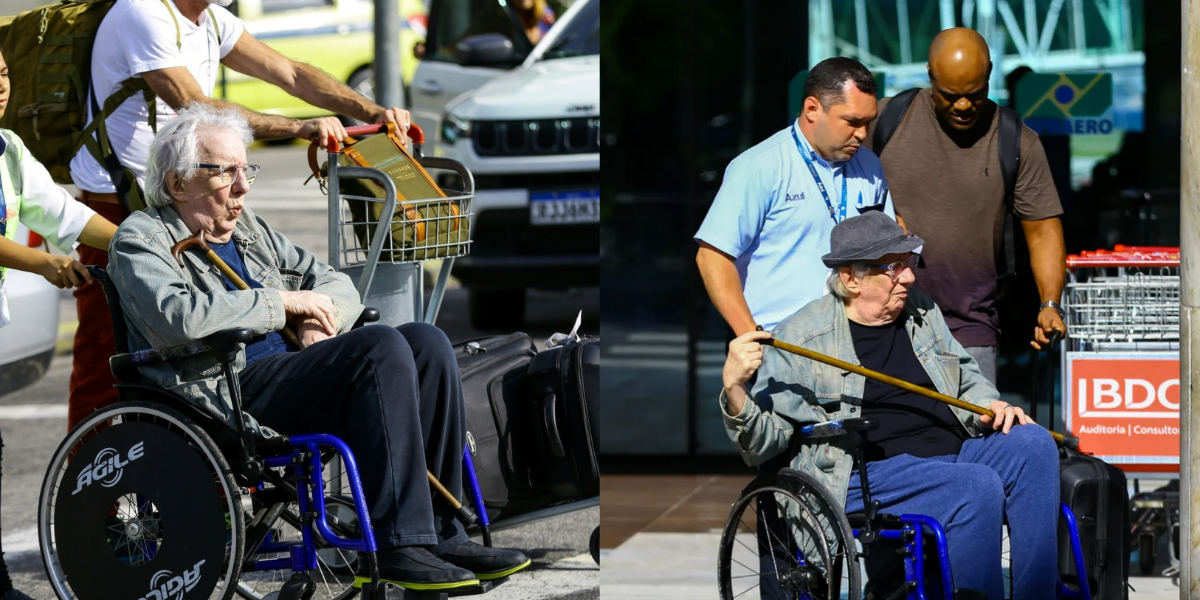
[0,173,7,238]
[791,127,847,223]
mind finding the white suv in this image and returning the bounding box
[436,0,598,329]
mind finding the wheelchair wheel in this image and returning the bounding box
[235,501,362,599]
[39,402,244,600]
[718,468,860,600]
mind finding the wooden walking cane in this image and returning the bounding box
[756,331,1078,448]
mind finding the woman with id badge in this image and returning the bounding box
[0,47,117,600]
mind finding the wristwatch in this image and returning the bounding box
[1040,300,1065,318]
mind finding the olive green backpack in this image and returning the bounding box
[0,0,217,212]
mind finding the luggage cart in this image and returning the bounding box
[1061,245,1181,578]
[323,124,473,325]
[317,124,599,558]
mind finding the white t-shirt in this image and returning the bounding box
[70,0,244,193]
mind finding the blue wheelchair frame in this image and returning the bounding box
[237,437,494,578]
[792,420,1095,600]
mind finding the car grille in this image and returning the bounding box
[472,207,597,256]
[472,118,600,157]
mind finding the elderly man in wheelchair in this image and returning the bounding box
[39,104,528,600]
[719,212,1059,600]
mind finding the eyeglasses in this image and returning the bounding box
[195,163,260,186]
[865,253,920,282]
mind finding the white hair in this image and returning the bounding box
[144,103,254,208]
[825,263,872,301]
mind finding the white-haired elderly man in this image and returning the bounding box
[722,211,1058,599]
[107,104,530,591]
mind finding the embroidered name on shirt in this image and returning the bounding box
[785,192,805,202]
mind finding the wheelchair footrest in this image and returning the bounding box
[447,579,501,596]
[360,582,448,600]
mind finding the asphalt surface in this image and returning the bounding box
[0,141,599,599]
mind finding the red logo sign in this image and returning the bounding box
[1065,353,1179,465]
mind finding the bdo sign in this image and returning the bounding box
[1064,352,1179,467]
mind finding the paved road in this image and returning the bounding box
[0,141,598,599]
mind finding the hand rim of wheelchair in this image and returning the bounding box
[718,468,861,600]
[39,401,245,600]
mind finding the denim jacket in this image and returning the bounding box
[108,204,364,432]
[721,289,998,509]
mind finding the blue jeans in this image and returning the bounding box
[845,425,1059,600]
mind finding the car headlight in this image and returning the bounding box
[441,113,472,144]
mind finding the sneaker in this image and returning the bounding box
[353,546,479,591]
[435,540,531,580]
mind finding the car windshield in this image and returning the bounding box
[538,0,598,60]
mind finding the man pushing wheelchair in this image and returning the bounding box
[105,104,529,592]
[721,212,1059,599]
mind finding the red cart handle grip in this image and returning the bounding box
[344,123,425,144]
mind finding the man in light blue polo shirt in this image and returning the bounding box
[696,56,900,334]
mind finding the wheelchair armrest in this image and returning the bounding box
[797,418,878,439]
[352,307,380,330]
[204,328,255,364]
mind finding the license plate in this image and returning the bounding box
[530,189,600,225]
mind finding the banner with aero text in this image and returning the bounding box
[1064,352,1179,467]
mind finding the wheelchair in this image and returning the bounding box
[38,267,502,600]
[716,418,1098,600]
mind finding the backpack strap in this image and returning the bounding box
[207,8,222,45]
[997,106,1021,212]
[871,87,922,155]
[997,106,1022,280]
[158,0,183,51]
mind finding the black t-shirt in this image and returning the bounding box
[848,319,965,462]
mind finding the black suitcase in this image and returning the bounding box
[454,333,553,520]
[1034,343,1131,599]
[525,337,599,500]
[1058,447,1131,599]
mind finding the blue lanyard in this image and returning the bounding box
[0,173,7,238]
[791,127,847,223]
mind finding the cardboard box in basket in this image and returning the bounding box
[310,122,469,261]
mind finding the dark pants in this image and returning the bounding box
[240,322,468,552]
[845,426,1060,600]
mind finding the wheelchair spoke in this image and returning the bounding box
[729,556,759,575]
[733,581,761,599]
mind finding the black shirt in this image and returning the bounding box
[847,319,965,462]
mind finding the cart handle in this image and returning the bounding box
[1066,257,1179,268]
[344,123,426,144]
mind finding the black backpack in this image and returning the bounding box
[872,88,1023,286]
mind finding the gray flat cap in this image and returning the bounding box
[821,211,924,268]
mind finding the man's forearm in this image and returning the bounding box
[164,93,303,141]
[284,62,379,124]
[696,245,757,335]
[1022,217,1066,302]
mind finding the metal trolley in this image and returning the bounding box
[1061,245,1180,577]
[322,124,474,326]
[316,124,599,557]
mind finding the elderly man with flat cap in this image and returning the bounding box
[722,212,1058,599]
[865,28,1067,383]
